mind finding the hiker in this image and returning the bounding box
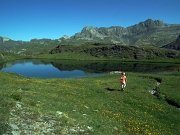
[120,72,127,91]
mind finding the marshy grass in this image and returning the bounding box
[0,71,180,134]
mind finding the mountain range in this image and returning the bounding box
[0,19,180,54]
[69,19,180,47]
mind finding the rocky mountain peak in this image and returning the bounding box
[135,19,165,31]
[82,26,95,31]
[140,19,164,28]
[140,19,164,27]
[81,26,97,35]
[126,19,165,35]
[72,26,105,40]
[62,35,69,39]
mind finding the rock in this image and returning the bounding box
[0,54,5,59]
[2,37,10,42]
[149,90,157,95]
[110,71,122,74]
[56,111,63,116]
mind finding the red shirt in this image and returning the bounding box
[120,75,126,83]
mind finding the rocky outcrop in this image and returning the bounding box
[73,26,108,40]
[0,54,5,59]
[0,37,10,43]
[50,44,180,59]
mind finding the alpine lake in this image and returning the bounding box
[1,59,179,78]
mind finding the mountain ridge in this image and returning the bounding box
[1,19,180,54]
[69,19,180,46]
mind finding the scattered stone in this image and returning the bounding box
[149,90,157,95]
[16,103,22,109]
[149,81,161,95]
[56,111,63,116]
[87,126,93,131]
[110,71,122,74]
[84,105,89,108]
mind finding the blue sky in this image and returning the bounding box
[0,0,180,41]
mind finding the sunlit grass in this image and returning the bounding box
[0,71,180,134]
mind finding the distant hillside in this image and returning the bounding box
[0,37,59,54]
[1,19,180,54]
[162,34,180,50]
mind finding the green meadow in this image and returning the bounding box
[0,69,180,134]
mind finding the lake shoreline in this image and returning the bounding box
[1,59,179,78]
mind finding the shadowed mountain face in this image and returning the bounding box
[162,34,180,50]
[0,19,180,54]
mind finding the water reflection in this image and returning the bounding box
[1,59,179,78]
[50,60,179,74]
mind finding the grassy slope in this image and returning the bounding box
[36,52,180,64]
[0,71,180,134]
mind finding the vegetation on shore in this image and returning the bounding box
[0,70,180,134]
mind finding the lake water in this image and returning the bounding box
[0,59,179,78]
[1,60,100,78]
